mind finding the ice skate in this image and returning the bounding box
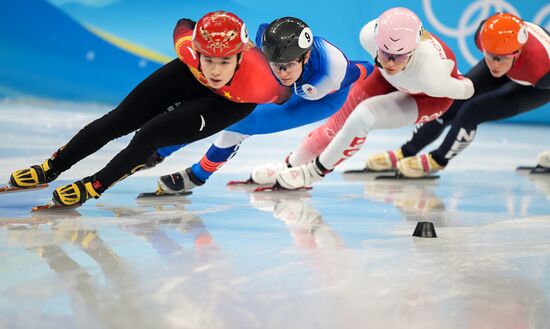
[344,149,402,174]
[516,151,550,173]
[246,161,289,185]
[153,168,202,196]
[396,153,444,178]
[274,160,325,190]
[531,151,550,174]
[8,158,60,190]
[50,176,102,207]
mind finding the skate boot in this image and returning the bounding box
[366,149,403,171]
[397,153,444,178]
[250,161,290,185]
[157,168,204,195]
[537,151,550,169]
[275,159,329,190]
[10,158,60,188]
[531,150,550,174]
[53,176,103,207]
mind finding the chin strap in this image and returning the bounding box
[374,56,383,68]
[293,52,309,90]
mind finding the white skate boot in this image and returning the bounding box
[275,161,325,190]
[250,161,289,185]
[532,151,550,174]
[537,151,550,169]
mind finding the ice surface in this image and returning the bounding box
[1,99,549,329]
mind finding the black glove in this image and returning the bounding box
[144,152,165,169]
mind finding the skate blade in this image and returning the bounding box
[227,178,256,185]
[516,165,539,171]
[375,173,439,180]
[254,184,312,192]
[226,179,272,192]
[137,191,192,199]
[344,168,395,174]
[530,166,550,175]
[32,201,81,212]
[0,183,49,194]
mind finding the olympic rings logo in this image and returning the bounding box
[422,0,550,65]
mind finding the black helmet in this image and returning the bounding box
[262,17,313,63]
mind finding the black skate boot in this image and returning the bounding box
[10,158,61,188]
[53,176,103,207]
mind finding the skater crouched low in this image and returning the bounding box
[8,11,290,207]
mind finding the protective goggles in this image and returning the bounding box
[483,51,519,62]
[377,49,413,64]
[269,61,301,72]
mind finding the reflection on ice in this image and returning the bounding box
[1,99,550,328]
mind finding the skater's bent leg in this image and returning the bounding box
[401,60,510,157]
[191,131,250,182]
[431,82,550,166]
[400,105,456,157]
[318,92,418,170]
[93,96,255,188]
[52,59,196,172]
[288,71,390,166]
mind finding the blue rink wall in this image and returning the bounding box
[0,0,548,124]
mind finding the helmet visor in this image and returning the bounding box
[269,61,301,73]
[483,50,519,62]
[377,49,412,65]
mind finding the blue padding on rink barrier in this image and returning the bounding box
[0,0,548,123]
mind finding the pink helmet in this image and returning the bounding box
[375,7,422,55]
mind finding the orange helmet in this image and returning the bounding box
[480,12,528,55]
[193,11,249,57]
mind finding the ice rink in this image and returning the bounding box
[1,99,549,329]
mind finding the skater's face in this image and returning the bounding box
[269,51,311,86]
[377,49,412,75]
[200,55,240,89]
[483,51,518,77]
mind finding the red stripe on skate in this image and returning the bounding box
[421,154,430,173]
[388,151,398,168]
